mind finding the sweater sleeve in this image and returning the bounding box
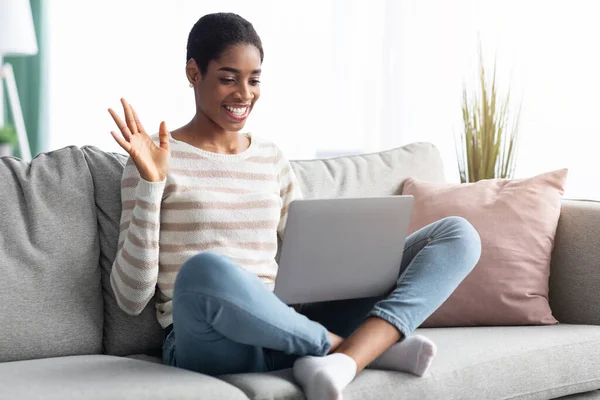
[276,147,303,240]
[110,156,166,316]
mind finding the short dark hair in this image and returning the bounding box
[186,13,264,75]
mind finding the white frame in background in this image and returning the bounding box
[0,62,32,161]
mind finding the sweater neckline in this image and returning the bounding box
[169,132,257,161]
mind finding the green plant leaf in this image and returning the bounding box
[456,42,521,182]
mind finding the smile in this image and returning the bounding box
[223,104,250,120]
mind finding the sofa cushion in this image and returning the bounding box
[0,355,249,400]
[220,324,600,400]
[0,148,103,362]
[402,169,567,327]
[81,146,164,357]
[291,142,445,199]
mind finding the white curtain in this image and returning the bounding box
[46,0,600,199]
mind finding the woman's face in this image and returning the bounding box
[190,44,262,133]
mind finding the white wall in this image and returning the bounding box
[46,0,600,199]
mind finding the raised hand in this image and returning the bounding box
[108,98,171,182]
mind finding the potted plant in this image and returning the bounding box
[456,46,521,183]
[0,124,17,157]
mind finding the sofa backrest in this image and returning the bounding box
[291,142,445,199]
[0,147,104,362]
[550,199,600,326]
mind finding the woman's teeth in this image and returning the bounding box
[224,105,248,116]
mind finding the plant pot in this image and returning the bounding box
[0,143,14,157]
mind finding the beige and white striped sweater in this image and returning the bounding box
[109,132,303,329]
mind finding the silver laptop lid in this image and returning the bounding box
[274,195,414,304]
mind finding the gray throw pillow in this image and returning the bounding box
[0,147,103,362]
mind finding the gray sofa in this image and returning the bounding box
[1,141,600,400]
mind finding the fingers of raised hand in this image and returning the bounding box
[110,130,131,153]
[120,98,139,135]
[130,105,146,134]
[158,121,170,151]
[108,107,132,141]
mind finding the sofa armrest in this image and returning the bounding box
[549,199,600,325]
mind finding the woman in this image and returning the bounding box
[108,12,481,400]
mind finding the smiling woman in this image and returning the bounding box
[107,13,308,369]
[106,12,482,400]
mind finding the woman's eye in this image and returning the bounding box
[250,79,261,86]
[220,78,235,84]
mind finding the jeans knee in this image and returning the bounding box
[442,216,482,267]
[174,251,232,294]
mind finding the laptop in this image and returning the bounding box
[273,195,414,305]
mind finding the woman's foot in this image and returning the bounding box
[328,332,344,354]
[293,353,356,400]
[367,334,437,376]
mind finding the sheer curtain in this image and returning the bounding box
[46,0,600,198]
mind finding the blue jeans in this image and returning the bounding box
[162,216,481,375]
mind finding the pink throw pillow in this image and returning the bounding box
[402,169,568,327]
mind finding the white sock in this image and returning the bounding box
[293,353,357,400]
[367,335,437,377]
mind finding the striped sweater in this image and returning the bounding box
[109,132,303,328]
